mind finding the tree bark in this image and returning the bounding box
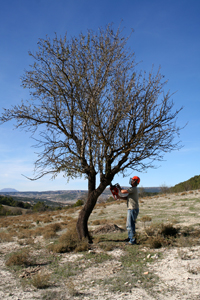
[76,172,97,242]
[76,173,114,241]
[76,191,97,242]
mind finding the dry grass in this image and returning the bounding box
[159,223,179,237]
[140,215,152,228]
[46,223,62,232]
[15,222,63,240]
[1,191,200,252]
[137,221,200,249]
[17,229,34,239]
[65,279,79,296]
[43,230,58,239]
[31,272,51,289]
[0,231,14,242]
[18,237,35,246]
[49,223,89,253]
[148,236,163,249]
[0,190,200,299]
[91,219,109,225]
[43,217,53,223]
[6,249,34,267]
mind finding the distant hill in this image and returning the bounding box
[0,188,18,192]
[170,175,200,193]
[0,189,88,204]
[0,187,161,204]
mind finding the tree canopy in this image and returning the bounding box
[0,25,183,239]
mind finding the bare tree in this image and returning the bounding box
[160,184,170,194]
[0,25,182,241]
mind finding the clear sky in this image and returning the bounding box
[0,0,199,191]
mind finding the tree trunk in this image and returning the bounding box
[76,191,98,242]
[76,173,114,241]
[76,172,97,242]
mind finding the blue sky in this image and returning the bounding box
[0,0,199,191]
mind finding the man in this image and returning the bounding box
[119,176,140,245]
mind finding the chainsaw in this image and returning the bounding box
[110,183,122,200]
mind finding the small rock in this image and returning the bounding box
[151,254,158,259]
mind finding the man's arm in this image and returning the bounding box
[121,189,128,194]
[117,188,128,200]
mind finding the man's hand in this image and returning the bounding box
[121,189,128,194]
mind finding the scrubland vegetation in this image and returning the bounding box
[0,188,200,299]
[169,175,200,193]
[0,195,85,216]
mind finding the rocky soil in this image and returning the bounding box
[0,190,200,299]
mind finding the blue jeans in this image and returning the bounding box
[126,208,139,244]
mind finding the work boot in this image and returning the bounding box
[124,238,130,242]
[126,240,136,245]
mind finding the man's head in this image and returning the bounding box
[129,176,140,187]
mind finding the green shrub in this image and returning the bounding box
[0,196,32,209]
[73,199,84,207]
[170,175,200,192]
[33,201,49,212]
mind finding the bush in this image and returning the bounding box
[149,237,163,249]
[33,201,49,212]
[140,215,152,228]
[31,272,51,289]
[6,250,33,266]
[0,231,13,242]
[92,219,108,225]
[43,230,58,239]
[50,225,89,253]
[46,223,61,232]
[159,223,179,237]
[73,199,84,207]
[0,196,32,209]
[138,222,179,248]
[74,239,89,252]
[52,227,78,253]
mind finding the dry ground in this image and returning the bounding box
[0,189,200,299]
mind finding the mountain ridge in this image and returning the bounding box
[0,188,19,192]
